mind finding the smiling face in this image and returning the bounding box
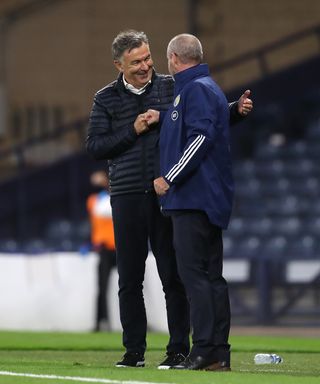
[114,42,153,89]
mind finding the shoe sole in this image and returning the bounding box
[157,365,171,370]
[115,363,145,368]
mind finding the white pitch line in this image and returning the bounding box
[0,371,174,384]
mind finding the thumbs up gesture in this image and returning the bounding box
[238,89,253,116]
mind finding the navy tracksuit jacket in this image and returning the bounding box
[159,63,234,229]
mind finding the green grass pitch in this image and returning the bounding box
[0,330,319,384]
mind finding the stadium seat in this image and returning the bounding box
[44,219,82,251]
[235,178,261,198]
[259,177,290,197]
[277,140,308,159]
[45,219,74,241]
[283,158,315,177]
[305,217,320,237]
[233,159,255,179]
[74,219,91,243]
[306,121,320,140]
[305,199,320,216]
[286,235,317,259]
[261,235,288,258]
[306,141,320,158]
[255,143,281,161]
[227,217,248,238]
[246,217,273,238]
[24,238,47,254]
[271,217,302,238]
[256,159,285,178]
[222,235,234,258]
[284,176,317,196]
[0,239,20,253]
[266,195,306,216]
[237,236,262,259]
[234,198,268,217]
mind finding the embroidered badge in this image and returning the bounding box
[173,94,180,107]
[171,110,179,121]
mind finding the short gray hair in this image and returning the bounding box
[167,34,203,64]
[112,30,149,61]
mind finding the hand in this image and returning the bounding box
[238,89,253,116]
[145,109,160,125]
[154,177,169,196]
[134,113,149,135]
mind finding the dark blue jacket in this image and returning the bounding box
[159,64,234,229]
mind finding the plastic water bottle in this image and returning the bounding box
[254,353,283,364]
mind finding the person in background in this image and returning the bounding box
[87,170,116,332]
[86,29,252,369]
[149,33,236,371]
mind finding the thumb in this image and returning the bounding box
[243,89,251,98]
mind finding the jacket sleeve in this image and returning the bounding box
[164,84,218,185]
[228,101,244,125]
[86,94,138,160]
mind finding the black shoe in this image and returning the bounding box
[115,352,145,368]
[158,352,186,370]
[172,354,231,371]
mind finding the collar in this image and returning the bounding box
[174,63,210,91]
[122,74,152,95]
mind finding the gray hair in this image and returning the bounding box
[167,33,203,64]
[112,30,149,61]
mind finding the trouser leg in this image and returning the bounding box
[148,196,190,356]
[208,232,231,352]
[171,210,230,359]
[111,194,149,355]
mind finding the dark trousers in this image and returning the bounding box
[111,193,190,355]
[170,210,230,359]
[96,247,116,329]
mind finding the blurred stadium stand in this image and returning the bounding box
[0,0,319,327]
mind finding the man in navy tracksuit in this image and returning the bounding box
[149,33,239,370]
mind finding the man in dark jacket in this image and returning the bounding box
[86,30,252,369]
[152,33,236,371]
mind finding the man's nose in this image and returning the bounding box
[140,61,149,71]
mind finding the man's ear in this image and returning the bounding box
[113,60,123,72]
[172,53,180,67]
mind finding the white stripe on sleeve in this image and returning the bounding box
[165,134,205,182]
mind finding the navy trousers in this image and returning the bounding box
[170,210,231,359]
[111,193,190,355]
